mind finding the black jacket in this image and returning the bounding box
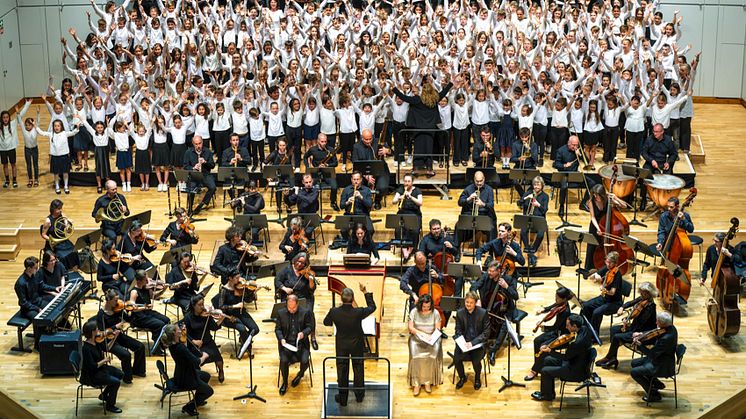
[393,83,453,128]
[220,146,250,167]
[323,292,376,353]
[15,273,43,314]
[275,306,314,351]
[169,342,205,390]
[639,325,678,377]
[470,272,519,320]
[183,147,216,174]
[275,266,315,300]
[548,325,593,375]
[621,297,657,332]
[454,306,490,346]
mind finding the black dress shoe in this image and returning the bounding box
[643,392,662,402]
[197,400,207,407]
[579,202,590,212]
[652,380,666,390]
[291,373,304,387]
[279,383,288,395]
[192,203,205,215]
[106,405,122,414]
[488,350,497,366]
[334,394,347,406]
[531,391,553,401]
[455,376,467,389]
[331,202,340,212]
[122,378,133,385]
[524,373,537,381]
[311,338,319,350]
[355,394,365,403]
[181,406,198,416]
[474,378,482,390]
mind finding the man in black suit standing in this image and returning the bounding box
[323,283,376,406]
[163,324,212,416]
[183,136,216,215]
[630,311,678,402]
[531,313,593,401]
[453,291,490,390]
[275,294,314,396]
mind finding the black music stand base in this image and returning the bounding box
[498,342,525,392]
[233,343,267,404]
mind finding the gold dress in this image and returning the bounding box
[407,308,443,387]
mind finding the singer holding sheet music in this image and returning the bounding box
[407,294,443,396]
[453,291,490,390]
[275,294,314,396]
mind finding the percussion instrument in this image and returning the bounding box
[600,164,636,199]
[644,174,685,209]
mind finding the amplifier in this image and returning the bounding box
[39,330,81,375]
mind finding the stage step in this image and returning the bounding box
[0,225,21,261]
[0,244,19,261]
[690,133,705,164]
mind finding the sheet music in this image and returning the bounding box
[333,315,377,336]
[422,329,442,346]
[282,341,298,352]
[455,335,483,353]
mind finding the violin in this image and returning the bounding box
[633,327,666,347]
[600,264,623,296]
[112,299,145,313]
[201,307,237,323]
[137,230,162,247]
[533,303,567,333]
[592,165,633,275]
[179,218,199,240]
[184,262,217,278]
[235,240,270,259]
[536,332,577,357]
[94,322,130,344]
[656,189,697,306]
[110,250,134,264]
[299,266,319,289]
[621,298,650,332]
[234,279,271,296]
[290,227,309,249]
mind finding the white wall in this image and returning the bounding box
[2,0,746,107]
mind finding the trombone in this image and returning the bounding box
[482,138,493,167]
[472,186,481,216]
[49,217,74,248]
[95,196,126,223]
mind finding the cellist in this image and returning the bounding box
[585,183,628,271]
[419,219,461,295]
[525,286,573,381]
[656,197,694,254]
[399,251,442,310]
[475,222,525,274]
[470,261,519,366]
[581,251,624,335]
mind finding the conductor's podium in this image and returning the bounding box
[322,357,392,419]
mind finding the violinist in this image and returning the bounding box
[510,128,539,196]
[701,232,734,284]
[128,270,171,353]
[581,251,624,335]
[400,252,442,308]
[458,171,496,241]
[597,282,658,370]
[304,133,340,211]
[184,295,226,383]
[95,289,146,384]
[347,223,380,264]
[211,226,245,284]
[274,252,318,350]
[183,136,216,216]
[81,320,124,414]
[160,207,199,249]
[211,269,260,347]
[97,240,132,297]
[162,324,213,416]
[471,127,496,168]
[392,173,423,259]
[351,129,390,210]
[118,221,158,277]
[92,180,130,241]
[470,261,519,366]
[166,252,200,313]
[280,217,309,262]
[40,199,80,270]
[517,176,549,267]
[475,222,525,274]
[586,183,628,270]
[531,314,593,402]
[275,294,314,396]
[525,286,573,381]
[453,291,490,390]
[656,197,694,254]
[630,311,678,403]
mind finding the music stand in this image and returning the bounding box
[233,334,267,404]
[508,168,540,201]
[352,160,387,178]
[455,215,493,263]
[160,244,192,266]
[248,261,288,282]
[385,214,421,272]
[263,165,295,225]
[308,167,337,217]
[563,229,599,296]
[551,172,585,229]
[623,235,654,299]
[493,316,524,392]
[218,167,250,215]
[174,169,205,216]
[621,165,652,227]
[513,214,547,296]
[74,230,102,251]
[446,264,482,279]
[122,210,153,234]
[234,214,269,248]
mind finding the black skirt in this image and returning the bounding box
[94,146,110,178]
[135,149,152,174]
[50,154,71,175]
[170,143,187,167]
[152,142,170,166]
[115,150,133,170]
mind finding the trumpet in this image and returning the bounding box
[95,196,125,223]
[49,216,74,248]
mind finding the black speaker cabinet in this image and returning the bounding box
[39,330,81,375]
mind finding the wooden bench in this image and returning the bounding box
[7,311,32,353]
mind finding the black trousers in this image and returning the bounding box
[630,357,663,393]
[249,141,264,167]
[540,356,581,400]
[279,346,310,385]
[454,345,485,380]
[625,131,644,160]
[521,227,545,257]
[213,130,231,164]
[336,347,365,403]
[549,127,569,161]
[679,117,692,151]
[188,174,216,207]
[412,132,435,170]
[435,129,451,162]
[452,127,470,163]
[339,132,356,163]
[533,123,548,161]
[531,330,558,372]
[90,365,123,407]
[130,310,171,342]
[392,121,407,162]
[110,334,146,380]
[222,312,259,343]
[286,126,303,168]
[605,325,634,359]
[25,146,39,180]
[603,126,620,163]
[581,295,622,335]
[184,370,214,411]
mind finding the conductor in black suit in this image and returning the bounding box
[453,291,490,390]
[323,283,376,406]
[163,324,213,416]
[531,313,593,401]
[275,294,314,395]
[630,311,678,403]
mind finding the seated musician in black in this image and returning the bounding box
[211,226,245,285]
[275,252,318,350]
[352,128,390,210]
[40,199,80,270]
[212,269,260,347]
[458,171,496,241]
[392,173,423,260]
[128,270,171,353]
[92,180,130,241]
[475,222,525,271]
[471,126,496,168]
[642,123,678,176]
[284,175,318,236]
[15,256,51,322]
[95,289,146,384]
[630,311,678,403]
[36,250,79,298]
[347,223,380,264]
[160,207,200,249]
[340,171,374,240]
[517,176,549,267]
[552,136,592,216]
[264,138,294,209]
[230,181,265,243]
[509,128,539,197]
[182,136,216,216]
[166,252,200,313]
[81,320,124,413]
[581,251,624,335]
[470,260,519,365]
[400,251,442,310]
[701,232,734,284]
[531,313,593,401]
[419,219,462,294]
[304,133,339,211]
[597,281,657,370]
[275,294,314,395]
[656,196,695,254]
[280,217,310,261]
[119,221,158,278]
[453,291,490,390]
[525,286,573,381]
[220,133,251,198]
[162,324,213,416]
[97,239,133,297]
[184,295,225,382]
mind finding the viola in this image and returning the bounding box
[656,188,697,306]
[536,332,576,357]
[184,262,217,278]
[706,217,740,337]
[299,265,319,289]
[234,279,271,296]
[621,298,650,332]
[179,218,199,240]
[137,230,162,247]
[634,327,666,347]
[592,165,633,275]
[600,263,624,296]
[235,240,270,259]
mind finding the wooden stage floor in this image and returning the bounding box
[0,103,744,418]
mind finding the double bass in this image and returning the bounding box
[656,189,697,306]
[706,218,740,337]
[418,259,447,328]
[432,227,456,298]
[592,165,634,275]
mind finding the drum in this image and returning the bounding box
[599,164,636,199]
[644,174,685,208]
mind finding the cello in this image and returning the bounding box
[706,218,740,337]
[656,189,697,306]
[418,259,447,328]
[432,227,456,297]
[592,165,634,275]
